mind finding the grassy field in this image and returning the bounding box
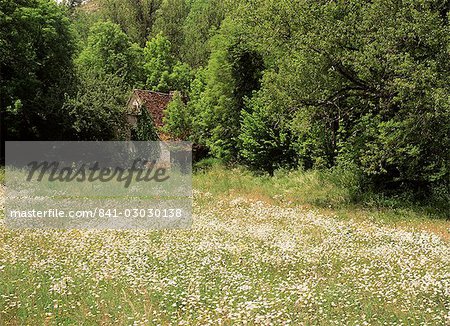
[0,166,449,324]
[195,165,449,239]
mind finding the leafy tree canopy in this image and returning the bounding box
[0,0,76,140]
[76,21,143,85]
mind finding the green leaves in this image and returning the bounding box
[239,95,295,174]
[76,21,143,85]
[1,0,76,140]
[63,69,128,141]
[3,0,448,200]
[161,91,191,140]
[227,0,450,194]
[143,33,193,92]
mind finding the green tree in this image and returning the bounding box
[152,0,190,57]
[237,0,450,194]
[185,67,207,144]
[143,33,192,92]
[239,94,295,175]
[99,0,162,45]
[76,21,144,85]
[192,17,264,160]
[63,69,128,140]
[181,0,227,67]
[70,4,103,46]
[0,0,76,140]
[161,91,190,140]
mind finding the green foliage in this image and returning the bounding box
[152,0,189,57]
[190,18,264,160]
[98,0,162,45]
[3,0,449,202]
[0,0,76,140]
[239,95,295,174]
[76,21,143,85]
[63,69,128,140]
[180,0,226,67]
[143,32,173,87]
[161,91,190,140]
[131,104,159,141]
[70,5,103,47]
[143,33,192,92]
[184,68,207,144]
[232,0,449,198]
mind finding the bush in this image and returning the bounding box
[161,91,191,140]
[63,70,128,140]
[239,95,296,174]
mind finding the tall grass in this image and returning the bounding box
[193,162,449,224]
[194,164,358,207]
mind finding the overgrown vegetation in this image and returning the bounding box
[194,163,449,225]
[1,0,449,209]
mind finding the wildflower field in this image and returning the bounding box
[0,169,449,325]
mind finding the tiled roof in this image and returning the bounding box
[132,90,173,128]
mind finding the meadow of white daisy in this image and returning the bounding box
[0,170,449,325]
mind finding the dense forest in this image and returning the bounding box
[1,0,449,206]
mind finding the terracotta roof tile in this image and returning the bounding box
[133,90,173,128]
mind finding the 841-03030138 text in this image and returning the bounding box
[8,208,184,219]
